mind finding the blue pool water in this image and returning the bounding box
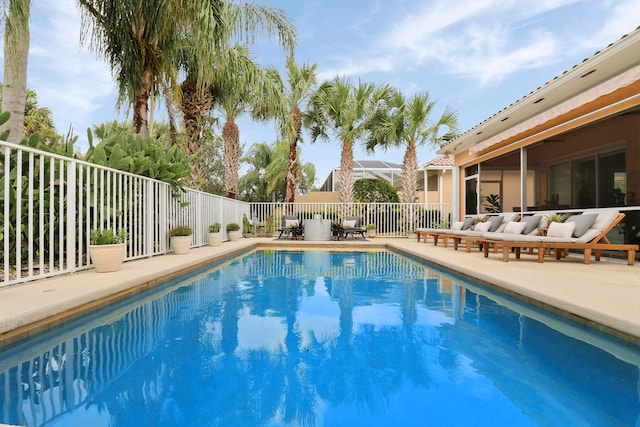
[0,250,639,426]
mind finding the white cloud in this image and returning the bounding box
[316,0,637,89]
[26,2,118,143]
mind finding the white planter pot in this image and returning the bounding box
[208,232,222,246]
[367,229,377,238]
[171,235,192,254]
[89,243,125,273]
[227,230,242,242]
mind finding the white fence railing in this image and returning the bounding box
[0,140,455,287]
[248,202,454,237]
[0,141,250,287]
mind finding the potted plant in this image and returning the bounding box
[366,223,377,238]
[544,213,566,227]
[168,225,192,254]
[331,221,344,240]
[227,222,242,241]
[208,223,222,246]
[89,228,127,272]
[290,223,304,240]
[242,214,252,237]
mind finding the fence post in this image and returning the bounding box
[66,159,77,271]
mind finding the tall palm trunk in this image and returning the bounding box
[132,68,153,137]
[223,117,240,199]
[285,105,302,203]
[1,0,31,143]
[338,138,354,216]
[401,138,418,203]
[181,79,213,189]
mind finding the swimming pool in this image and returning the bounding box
[0,249,638,426]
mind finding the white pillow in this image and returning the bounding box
[473,221,491,232]
[504,221,526,234]
[451,221,464,230]
[285,219,299,228]
[547,221,576,238]
[343,220,357,228]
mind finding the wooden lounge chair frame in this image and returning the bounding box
[416,229,454,247]
[479,213,638,265]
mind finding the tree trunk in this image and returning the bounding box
[338,138,354,216]
[401,139,418,204]
[132,68,153,138]
[285,105,302,203]
[1,0,31,143]
[180,79,213,190]
[223,117,240,199]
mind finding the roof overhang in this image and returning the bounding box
[439,26,640,157]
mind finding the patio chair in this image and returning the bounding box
[277,215,300,239]
[480,209,638,265]
[252,216,266,236]
[343,216,367,240]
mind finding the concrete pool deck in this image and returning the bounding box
[1,237,639,347]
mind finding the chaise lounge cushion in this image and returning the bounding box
[547,221,576,238]
[520,215,542,235]
[566,213,597,238]
[462,217,475,230]
[487,215,504,232]
[451,221,464,230]
[504,221,526,234]
[473,221,492,232]
[285,218,299,228]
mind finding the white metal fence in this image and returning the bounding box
[0,140,454,287]
[248,202,454,237]
[0,140,250,287]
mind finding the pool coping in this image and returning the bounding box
[0,237,639,347]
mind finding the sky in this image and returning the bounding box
[4,0,640,186]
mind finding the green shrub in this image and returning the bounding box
[226,223,240,232]
[168,225,192,237]
[90,228,126,245]
[354,178,399,203]
[209,223,221,233]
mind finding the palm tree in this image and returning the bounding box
[23,89,60,146]
[305,77,395,209]
[239,142,277,202]
[1,0,31,143]
[264,139,316,201]
[212,46,286,199]
[369,91,458,204]
[279,58,317,203]
[75,0,223,137]
[178,2,296,189]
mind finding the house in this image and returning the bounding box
[300,158,454,205]
[439,26,640,247]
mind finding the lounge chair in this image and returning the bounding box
[343,216,366,240]
[416,216,476,247]
[448,213,522,252]
[277,215,300,239]
[479,209,638,265]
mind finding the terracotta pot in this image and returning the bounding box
[89,243,125,273]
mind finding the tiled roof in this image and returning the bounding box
[421,156,454,167]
